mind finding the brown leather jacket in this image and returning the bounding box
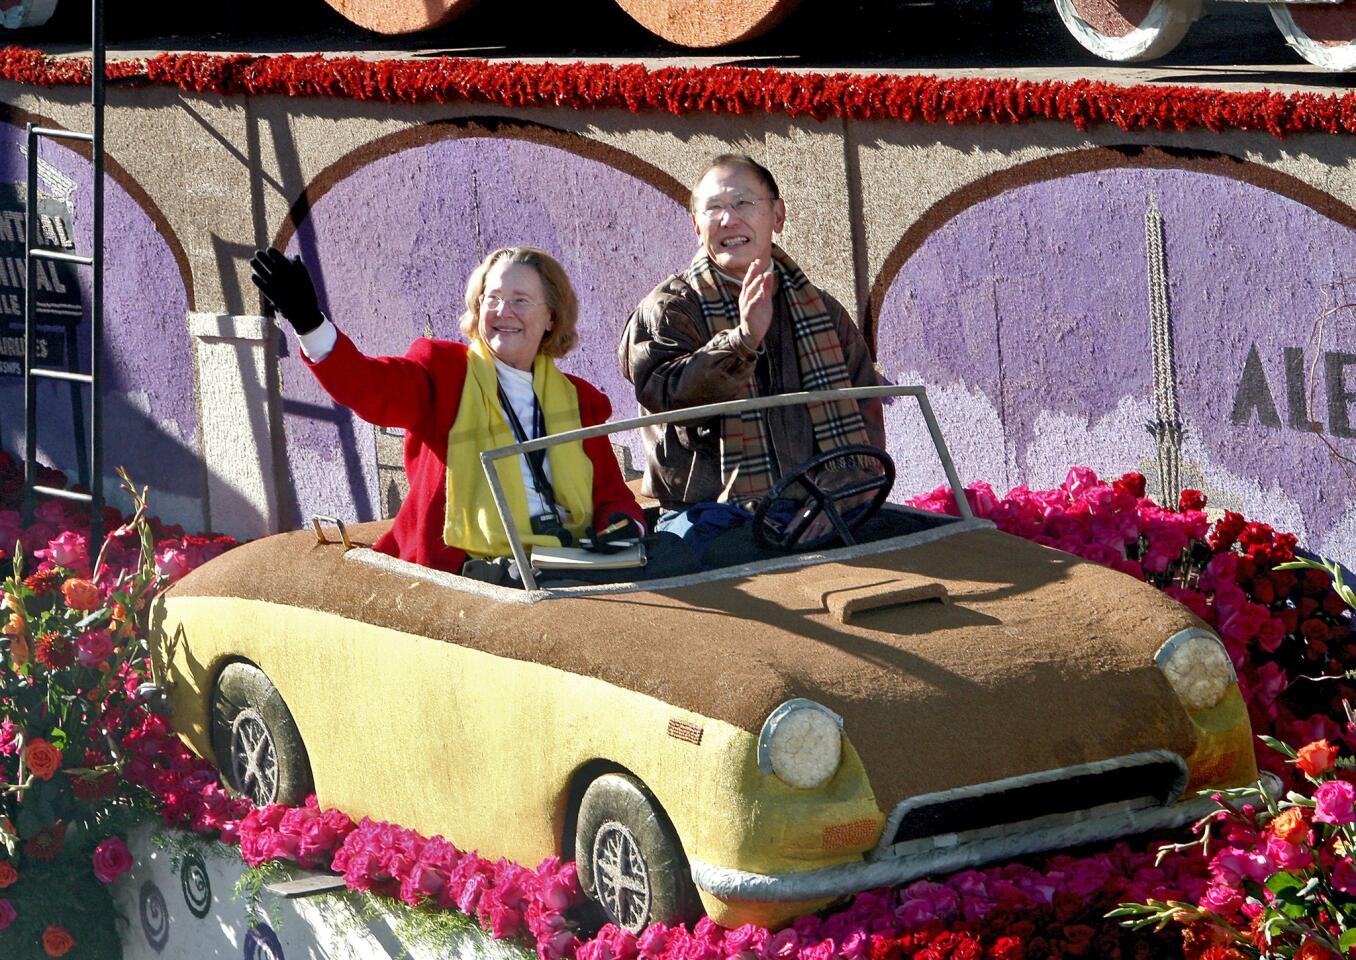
[618,273,886,510]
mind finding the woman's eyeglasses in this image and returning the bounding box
[480,293,544,312]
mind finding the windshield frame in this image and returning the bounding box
[479,384,972,591]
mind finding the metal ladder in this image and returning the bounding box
[23,0,106,546]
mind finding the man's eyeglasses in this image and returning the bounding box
[480,293,545,312]
[695,195,773,222]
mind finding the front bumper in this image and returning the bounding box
[691,776,1274,902]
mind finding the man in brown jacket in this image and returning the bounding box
[618,154,885,528]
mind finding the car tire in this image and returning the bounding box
[1052,0,1203,62]
[575,773,702,933]
[210,662,313,808]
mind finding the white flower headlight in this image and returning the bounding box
[1155,628,1237,712]
[758,699,843,789]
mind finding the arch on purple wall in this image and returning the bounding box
[0,102,195,310]
[865,144,1356,351]
[270,116,689,252]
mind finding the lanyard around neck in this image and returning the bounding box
[496,381,562,525]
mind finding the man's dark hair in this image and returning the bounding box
[689,153,780,212]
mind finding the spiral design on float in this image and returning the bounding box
[244,922,285,960]
[139,880,170,953]
[181,850,212,918]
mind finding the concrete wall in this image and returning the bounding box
[1,80,1352,566]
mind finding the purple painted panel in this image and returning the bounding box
[0,123,198,526]
[877,167,1356,568]
[281,135,693,526]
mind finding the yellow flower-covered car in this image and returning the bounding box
[149,386,1260,933]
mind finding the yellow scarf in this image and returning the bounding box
[443,340,594,558]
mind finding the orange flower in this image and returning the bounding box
[60,578,100,612]
[8,633,29,668]
[24,738,62,780]
[0,860,16,888]
[1,612,23,637]
[1293,940,1337,960]
[1296,740,1339,778]
[1270,807,1310,845]
[41,925,75,958]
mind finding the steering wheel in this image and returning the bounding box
[752,445,895,552]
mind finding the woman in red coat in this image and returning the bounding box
[250,245,644,576]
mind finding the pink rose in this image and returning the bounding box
[92,837,133,883]
[77,630,114,669]
[1332,856,1356,894]
[637,924,673,960]
[1198,883,1243,915]
[895,898,935,926]
[155,545,191,581]
[1314,780,1355,825]
[1209,846,1273,887]
[1264,836,1311,871]
[760,929,800,960]
[36,530,90,571]
[0,897,13,930]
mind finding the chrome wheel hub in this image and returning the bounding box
[592,820,651,933]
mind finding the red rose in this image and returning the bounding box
[1322,592,1349,617]
[1296,740,1339,778]
[988,936,1025,960]
[91,836,133,883]
[952,938,983,960]
[1302,569,1331,596]
[60,578,100,612]
[1269,806,1311,844]
[1178,489,1207,512]
[1057,925,1097,957]
[0,860,15,888]
[1300,617,1330,644]
[1113,472,1146,498]
[42,925,75,958]
[24,738,62,780]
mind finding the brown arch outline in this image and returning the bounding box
[0,102,195,310]
[271,116,690,253]
[865,144,1356,349]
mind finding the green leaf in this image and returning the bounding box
[75,608,110,631]
[14,805,45,838]
[1265,871,1304,896]
[1339,930,1356,952]
[1259,735,1299,759]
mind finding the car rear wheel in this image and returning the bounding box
[210,662,313,807]
[575,773,702,933]
[1052,0,1203,61]
[1271,3,1356,71]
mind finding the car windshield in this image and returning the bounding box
[476,385,978,591]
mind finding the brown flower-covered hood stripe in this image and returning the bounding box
[162,521,1200,802]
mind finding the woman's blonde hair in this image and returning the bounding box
[460,247,579,358]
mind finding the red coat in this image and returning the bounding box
[306,330,643,573]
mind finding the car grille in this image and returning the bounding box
[884,750,1188,849]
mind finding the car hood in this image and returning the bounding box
[163,520,1201,803]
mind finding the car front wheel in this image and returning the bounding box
[210,662,313,807]
[575,773,702,933]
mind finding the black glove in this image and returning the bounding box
[585,513,641,554]
[250,248,323,335]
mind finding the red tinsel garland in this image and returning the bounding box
[0,44,1354,138]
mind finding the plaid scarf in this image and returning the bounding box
[683,243,871,501]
